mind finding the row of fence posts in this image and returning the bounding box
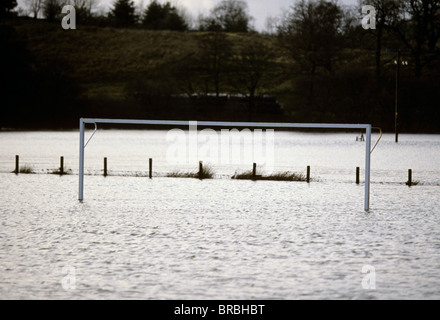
[12,155,416,186]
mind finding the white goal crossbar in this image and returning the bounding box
[79,118,373,211]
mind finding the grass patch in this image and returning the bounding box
[264,171,309,181]
[167,171,197,178]
[18,165,35,174]
[231,170,260,180]
[167,166,214,180]
[50,168,72,175]
[232,170,309,182]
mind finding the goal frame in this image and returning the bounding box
[79,118,372,211]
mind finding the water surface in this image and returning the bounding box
[0,130,439,299]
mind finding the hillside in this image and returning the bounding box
[11,19,280,100]
[1,18,290,128]
[2,18,440,132]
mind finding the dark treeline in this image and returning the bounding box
[1,0,440,132]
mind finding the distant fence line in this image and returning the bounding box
[11,155,419,186]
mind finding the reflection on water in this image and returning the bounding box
[0,131,439,299]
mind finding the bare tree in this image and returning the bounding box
[393,0,440,77]
[277,0,347,111]
[42,0,65,22]
[359,0,401,78]
[41,0,97,23]
[198,31,233,96]
[25,0,43,18]
[264,15,281,35]
[230,37,278,114]
[199,0,253,32]
[70,0,99,23]
[278,0,345,75]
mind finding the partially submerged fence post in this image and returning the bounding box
[104,157,107,177]
[15,155,19,174]
[253,163,257,180]
[149,158,153,179]
[407,169,412,187]
[307,166,311,183]
[60,156,64,175]
[199,161,203,177]
[356,167,360,185]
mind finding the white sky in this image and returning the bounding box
[17,0,359,31]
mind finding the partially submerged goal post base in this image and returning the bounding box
[79,119,372,211]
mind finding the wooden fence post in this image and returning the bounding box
[104,157,107,177]
[60,156,64,175]
[356,167,360,185]
[15,155,19,174]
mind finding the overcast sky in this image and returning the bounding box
[17,0,360,31]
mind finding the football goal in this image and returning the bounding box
[78,118,373,211]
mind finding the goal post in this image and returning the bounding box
[78,118,372,211]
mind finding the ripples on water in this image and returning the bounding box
[0,131,439,299]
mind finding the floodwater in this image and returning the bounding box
[0,129,439,299]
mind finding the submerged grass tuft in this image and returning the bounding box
[167,165,214,180]
[50,168,72,175]
[18,165,35,174]
[406,180,420,186]
[197,165,215,179]
[167,171,195,178]
[264,171,308,181]
[231,170,259,180]
[232,170,309,182]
